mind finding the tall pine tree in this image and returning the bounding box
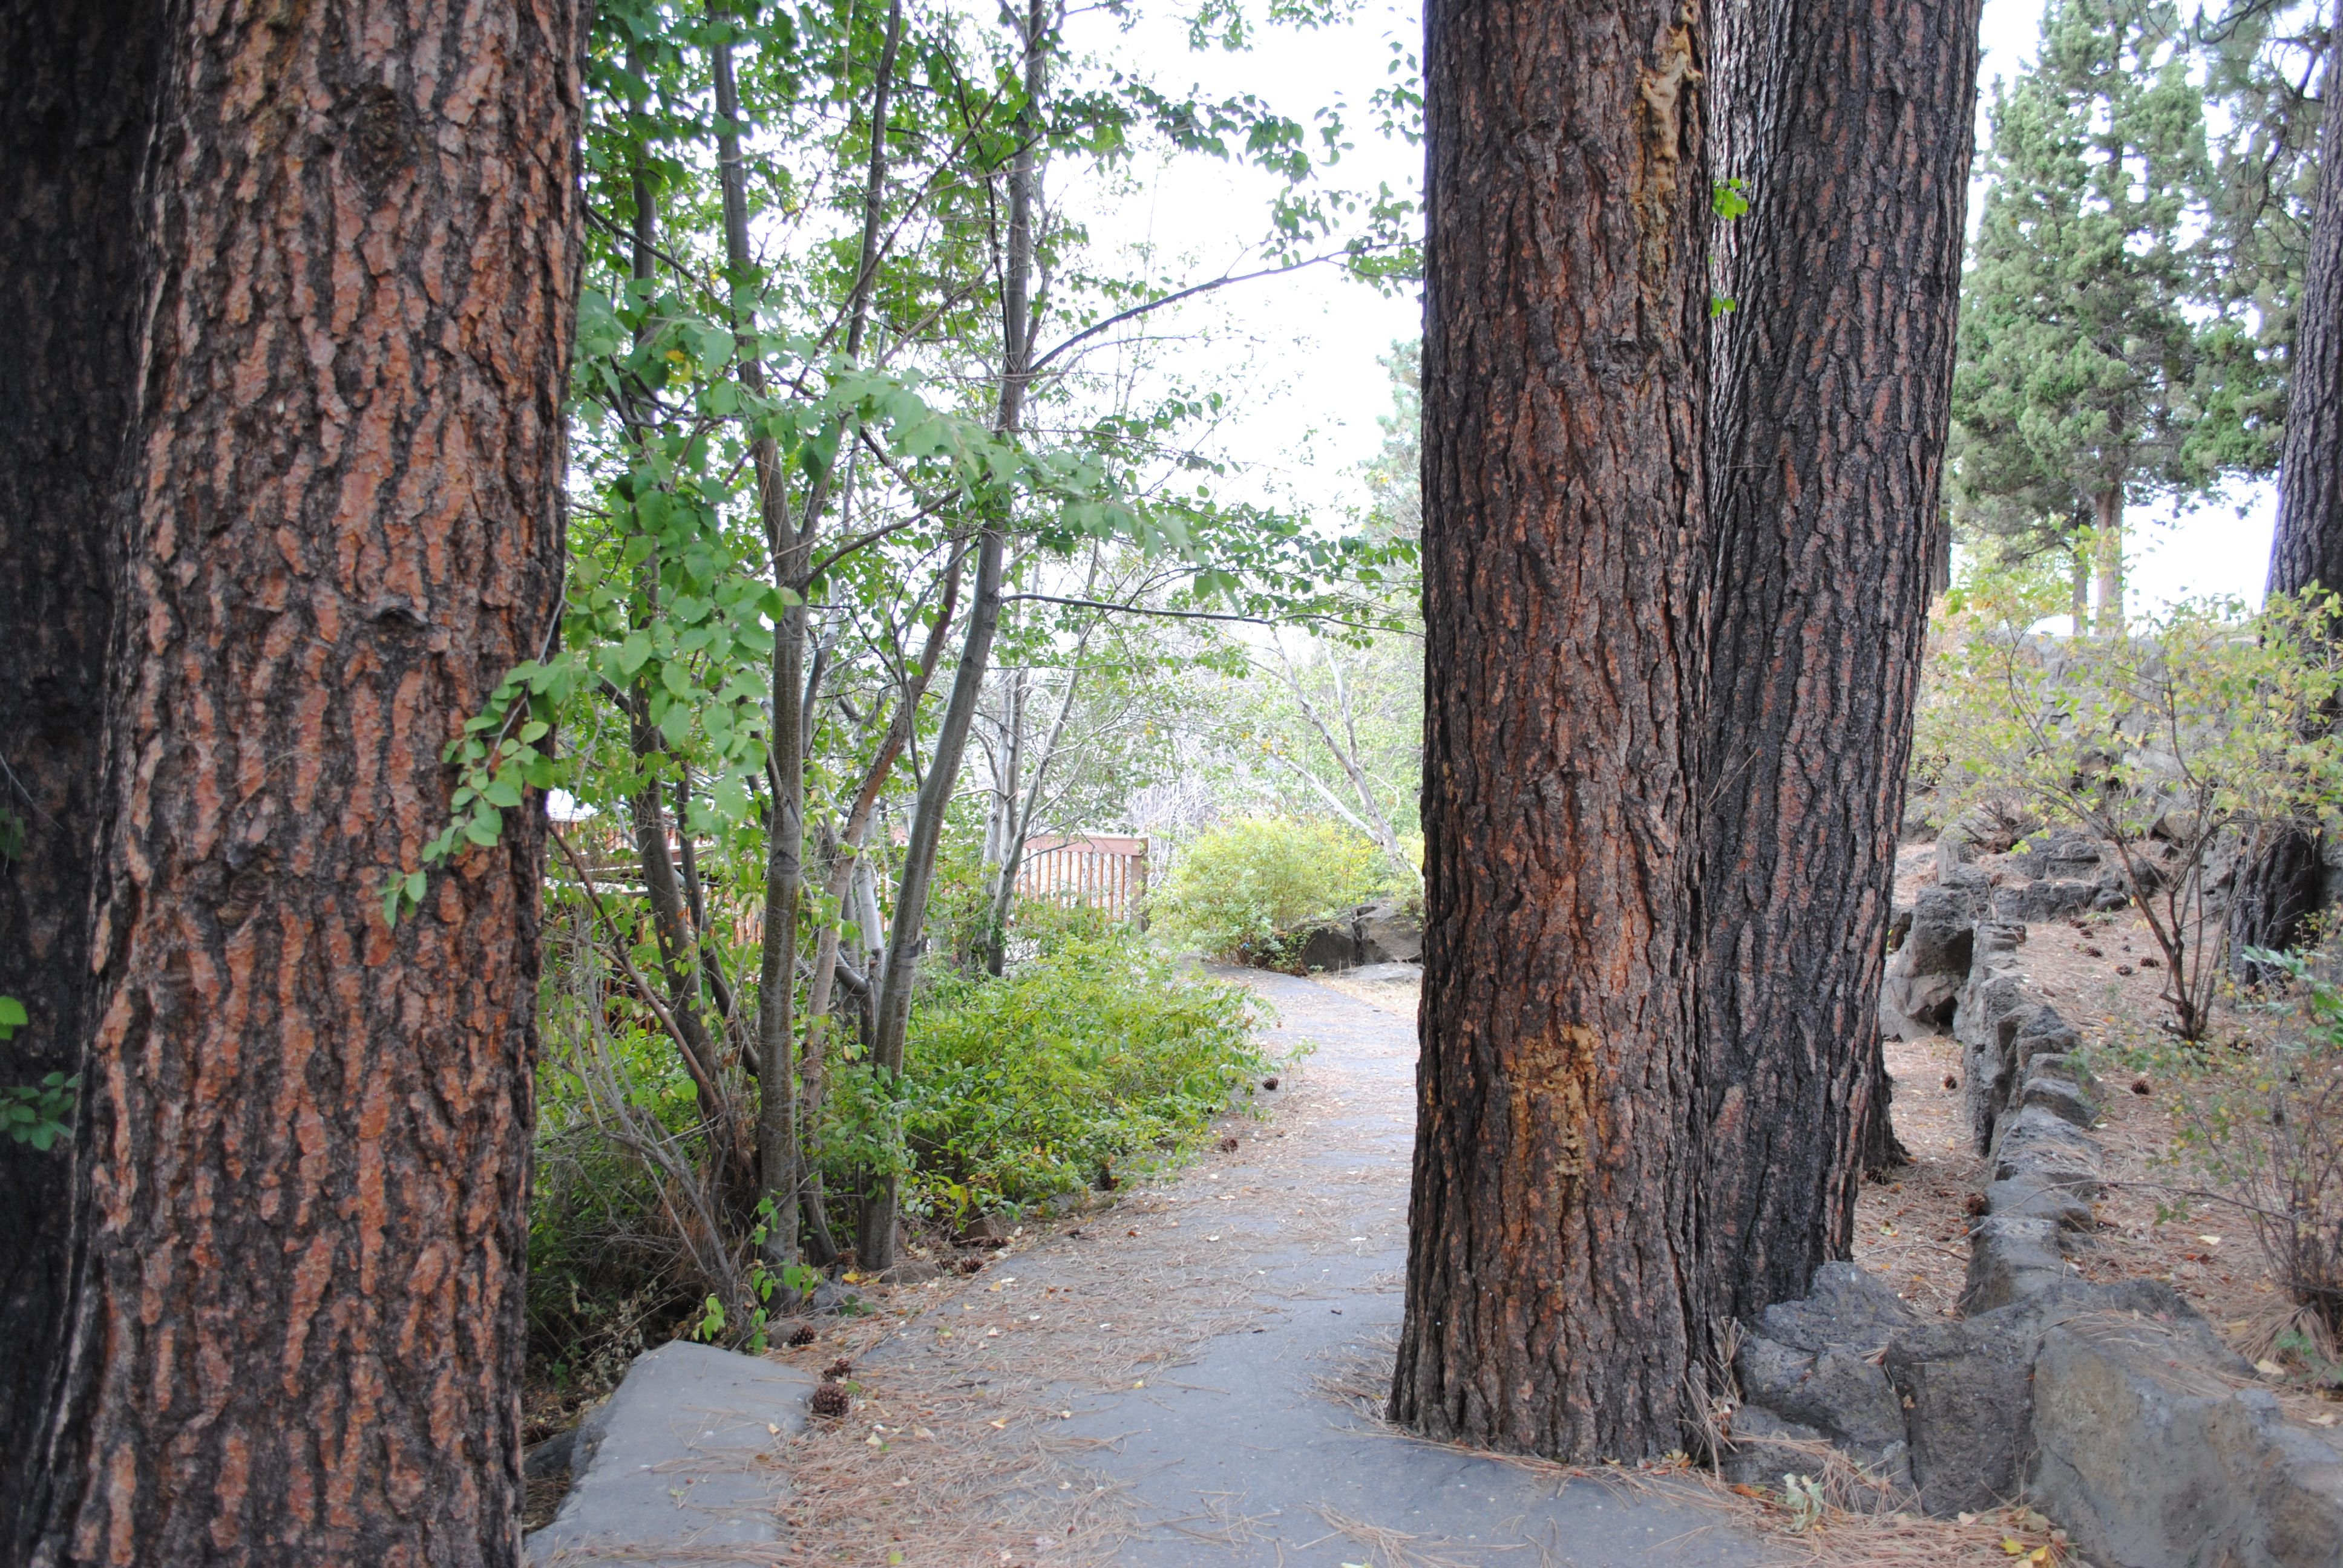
[1950,0,2278,631]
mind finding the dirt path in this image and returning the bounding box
[767,970,1768,1568]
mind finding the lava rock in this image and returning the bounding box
[1991,878,2102,924]
[1984,1172,2095,1233]
[1716,1404,1832,1489]
[1880,885,1981,1040]
[1883,1310,2043,1515]
[1298,922,1362,973]
[1961,1215,2072,1314]
[1355,899,1423,964]
[2031,1314,2343,1568]
[1750,1262,1924,1353]
[1732,1337,1914,1488]
[2019,1072,2101,1129]
[1990,1103,2105,1194]
[2014,831,2106,882]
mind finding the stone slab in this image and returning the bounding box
[526,1340,818,1564]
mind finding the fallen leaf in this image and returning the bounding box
[988,1419,1008,1429]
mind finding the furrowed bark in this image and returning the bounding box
[2235,41,2343,973]
[2268,71,2343,598]
[0,1,159,1538]
[1390,0,1714,1460]
[1699,0,1980,1319]
[28,2,581,1561]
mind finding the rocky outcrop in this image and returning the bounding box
[1293,898,1423,972]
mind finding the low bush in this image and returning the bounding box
[1921,591,2343,1038]
[2133,949,2343,1379]
[1152,815,1393,963]
[816,928,1271,1224]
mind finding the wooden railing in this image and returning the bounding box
[1015,834,1148,919]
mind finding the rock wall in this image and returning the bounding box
[1731,841,2343,1564]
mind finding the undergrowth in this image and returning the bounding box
[818,924,1273,1226]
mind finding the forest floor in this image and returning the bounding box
[729,969,2077,1567]
[1866,840,2343,1387]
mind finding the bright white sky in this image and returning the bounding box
[1061,0,2279,614]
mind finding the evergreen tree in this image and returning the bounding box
[1950,0,2278,631]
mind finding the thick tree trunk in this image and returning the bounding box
[1697,0,1978,1320]
[2235,48,2343,973]
[2266,76,2343,601]
[1390,0,1714,1460]
[26,2,581,1561]
[0,1,160,1537]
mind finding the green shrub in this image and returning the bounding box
[816,930,1271,1222]
[1152,815,1392,962]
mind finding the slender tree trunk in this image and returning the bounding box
[2234,44,2343,973]
[0,2,159,1538]
[2093,485,2124,634]
[797,546,961,1250]
[1699,0,1979,1321]
[27,3,580,1560]
[1390,0,1714,1460]
[978,669,1028,976]
[859,534,1007,1267]
[857,0,1044,1269]
[2071,539,2090,638]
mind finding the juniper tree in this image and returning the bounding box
[1950,0,2279,632]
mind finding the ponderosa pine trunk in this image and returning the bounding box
[1699,0,1981,1320]
[25,3,582,1561]
[0,1,159,1538]
[1389,0,1715,1460]
[2269,76,2343,604]
[2233,41,2343,973]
